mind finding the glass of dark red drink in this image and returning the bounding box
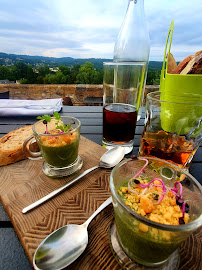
[139,91,202,169]
[102,62,147,153]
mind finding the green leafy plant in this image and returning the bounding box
[37,114,51,123]
[53,111,61,121]
[53,112,71,132]
[37,112,71,134]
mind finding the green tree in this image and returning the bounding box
[76,62,100,84]
[44,70,70,84]
[153,70,161,84]
[44,73,58,84]
[26,65,37,83]
[20,78,28,84]
[37,65,50,77]
[0,66,15,81]
[35,76,45,84]
[72,63,80,73]
[59,65,71,76]
[20,65,37,84]
[146,70,161,85]
[58,65,71,83]
[98,68,104,83]
[15,62,28,79]
[10,65,21,80]
[70,64,80,83]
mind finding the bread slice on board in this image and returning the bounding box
[0,125,33,166]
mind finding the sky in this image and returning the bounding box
[0,0,201,61]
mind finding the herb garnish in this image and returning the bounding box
[37,112,71,134]
[37,115,51,133]
[53,112,71,132]
[37,114,51,123]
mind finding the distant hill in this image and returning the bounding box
[0,52,163,70]
[148,61,163,70]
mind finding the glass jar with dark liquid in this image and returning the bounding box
[102,61,146,153]
[103,103,137,143]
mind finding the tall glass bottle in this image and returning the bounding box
[114,0,150,62]
[113,0,150,121]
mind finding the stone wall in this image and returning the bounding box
[0,84,159,105]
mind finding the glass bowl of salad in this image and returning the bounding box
[110,156,202,268]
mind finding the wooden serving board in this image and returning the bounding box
[0,136,201,270]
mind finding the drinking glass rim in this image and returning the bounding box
[32,116,81,136]
[103,61,146,66]
[148,91,202,105]
[110,156,202,232]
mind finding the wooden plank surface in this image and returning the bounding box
[0,106,201,270]
[0,136,115,267]
[0,136,201,270]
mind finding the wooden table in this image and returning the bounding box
[0,106,201,270]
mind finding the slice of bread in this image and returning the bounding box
[171,50,202,75]
[0,125,33,166]
[173,55,194,74]
[188,50,202,74]
[167,53,178,74]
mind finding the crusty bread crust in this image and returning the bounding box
[173,55,193,74]
[170,50,202,75]
[167,53,178,74]
[0,125,33,166]
[195,50,202,56]
[188,50,202,74]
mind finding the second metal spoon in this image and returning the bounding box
[33,196,112,270]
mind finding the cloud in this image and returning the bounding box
[0,0,201,61]
[146,0,202,60]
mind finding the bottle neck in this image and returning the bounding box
[124,0,145,34]
[127,0,145,27]
[128,0,144,8]
[114,0,150,62]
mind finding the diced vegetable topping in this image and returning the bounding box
[125,157,189,225]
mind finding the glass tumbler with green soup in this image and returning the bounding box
[23,113,83,178]
[110,157,202,268]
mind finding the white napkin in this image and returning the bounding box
[0,98,63,116]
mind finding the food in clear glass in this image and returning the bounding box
[23,115,83,178]
[110,157,202,267]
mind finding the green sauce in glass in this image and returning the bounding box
[115,180,182,265]
[38,137,79,167]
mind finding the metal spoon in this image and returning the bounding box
[22,147,125,214]
[33,196,112,270]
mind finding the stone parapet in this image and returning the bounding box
[0,84,159,105]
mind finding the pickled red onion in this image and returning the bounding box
[182,202,186,217]
[171,182,183,197]
[132,158,149,180]
[128,158,184,208]
[52,129,64,134]
[128,158,148,192]
[139,178,166,203]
